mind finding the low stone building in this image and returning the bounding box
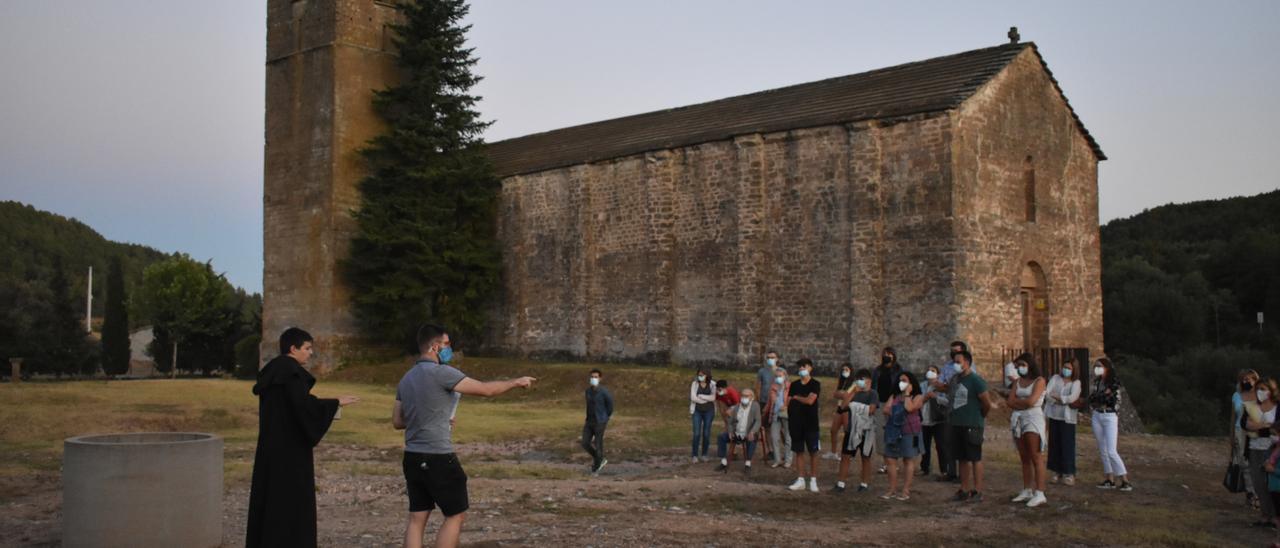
[262,0,1104,375]
[483,41,1105,373]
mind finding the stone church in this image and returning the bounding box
[263,0,1105,376]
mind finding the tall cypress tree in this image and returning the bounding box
[101,257,131,375]
[344,0,501,349]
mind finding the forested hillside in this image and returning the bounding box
[1101,189,1280,435]
[0,201,260,377]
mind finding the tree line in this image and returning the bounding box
[0,202,262,379]
[1101,189,1280,435]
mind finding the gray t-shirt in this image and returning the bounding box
[396,360,467,454]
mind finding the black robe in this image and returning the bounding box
[245,356,339,548]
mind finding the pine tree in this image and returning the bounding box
[344,0,502,349]
[101,257,131,375]
[45,260,87,377]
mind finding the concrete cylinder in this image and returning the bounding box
[63,432,223,547]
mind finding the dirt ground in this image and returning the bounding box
[1,424,1273,547]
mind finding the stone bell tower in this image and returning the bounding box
[261,0,400,372]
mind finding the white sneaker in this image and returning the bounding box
[691,456,699,464]
[808,478,820,493]
[1011,489,1033,503]
[788,478,806,491]
[1026,491,1047,508]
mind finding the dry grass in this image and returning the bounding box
[0,359,1269,546]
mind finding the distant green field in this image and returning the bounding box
[0,357,786,483]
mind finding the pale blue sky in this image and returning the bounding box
[1,1,1277,293]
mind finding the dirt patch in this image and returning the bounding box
[0,432,1268,547]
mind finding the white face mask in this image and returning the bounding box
[898,381,909,393]
[718,389,726,396]
[589,377,599,387]
[1093,367,1104,377]
[767,358,778,367]
[841,370,851,378]
[1017,366,1029,377]
[697,375,706,383]
[1260,391,1272,403]
[741,398,752,405]
[953,362,964,374]
[926,371,938,381]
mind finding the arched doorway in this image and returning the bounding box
[1020,262,1050,352]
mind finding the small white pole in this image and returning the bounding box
[86,266,93,333]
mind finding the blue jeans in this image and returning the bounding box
[717,432,758,460]
[691,409,714,457]
[1046,418,1076,475]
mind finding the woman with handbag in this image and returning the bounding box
[1244,377,1279,527]
[880,371,925,501]
[1045,357,1083,486]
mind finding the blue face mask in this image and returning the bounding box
[589,377,600,387]
[438,346,454,364]
[856,379,867,389]
[799,369,810,378]
[774,376,785,385]
[1062,368,1073,378]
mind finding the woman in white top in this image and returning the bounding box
[1044,357,1083,485]
[1007,354,1049,508]
[1244,377,1279,527]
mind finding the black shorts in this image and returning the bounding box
[842,427,873,457]
[950,425,984,462]
[790,420,821,453]
[403,452,469,516]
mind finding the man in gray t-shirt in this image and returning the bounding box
[392,324,536,548]
[397,359,466,454]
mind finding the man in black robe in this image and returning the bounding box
[246,327,359,547]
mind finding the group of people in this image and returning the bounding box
[246,324,1137,548]
[683,341,1134,507]
[1230,368,1280,542]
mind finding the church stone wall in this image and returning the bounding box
[950,49,1105,378]
[494,115,959,372]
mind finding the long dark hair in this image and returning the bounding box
[881,346,897,366]
[1015,353,1041,381]
[838,362,854,390]
[895,371,922,398]
[1094,357,1118,387]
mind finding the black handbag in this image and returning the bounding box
[1224,440,1246,494]
[1224,462,1245,493]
